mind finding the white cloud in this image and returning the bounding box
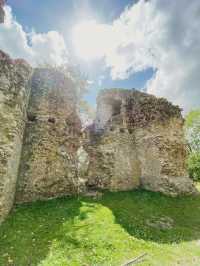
[73,0,200,112]
[0,6,68,66]
[87,80,94,85]
[31,31,68,65]
[72,20,114,61]
[1,2,200,112]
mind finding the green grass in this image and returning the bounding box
[1,190,200,266]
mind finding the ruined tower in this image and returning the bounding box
[15,68,82,203]
[0,52,197,224]
[85,89,196,196]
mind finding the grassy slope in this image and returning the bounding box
[0,190,200,266]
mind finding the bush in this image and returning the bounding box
[187,152,200,181]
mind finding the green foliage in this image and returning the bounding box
[185,109,200,181]
[185,109,200,152]
[185,109,200,128]
[1,190,200,266]
[187,152,200,181]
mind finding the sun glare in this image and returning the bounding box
[72,20,111,61]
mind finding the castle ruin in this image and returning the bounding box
[0,50,197,224]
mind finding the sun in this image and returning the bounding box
[72,20,110,61]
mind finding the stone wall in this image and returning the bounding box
[0,54,197,223]
[85,89,197,196]
[83,127,140,191]
[135,119,195,196]
[15,68,82,203]
[0,51,32,223]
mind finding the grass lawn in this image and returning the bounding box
[0,189,200,266]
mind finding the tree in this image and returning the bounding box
[185,109,200,152]
[185,109,200,181]
[187,152,200,181]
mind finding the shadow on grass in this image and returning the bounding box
[1,190,200,265]
[97,189,200,244]
[0,197,82,266]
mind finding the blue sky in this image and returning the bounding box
[7,0,154,106]
[1,0,200,112]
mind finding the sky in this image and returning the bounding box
[0,0,200,112]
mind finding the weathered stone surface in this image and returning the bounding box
[83,128,140,191]
[0,54,197,224]
[15,68,82,203]
[0,50,32,223]
[86,89,197,196]
[136,118,196,196]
